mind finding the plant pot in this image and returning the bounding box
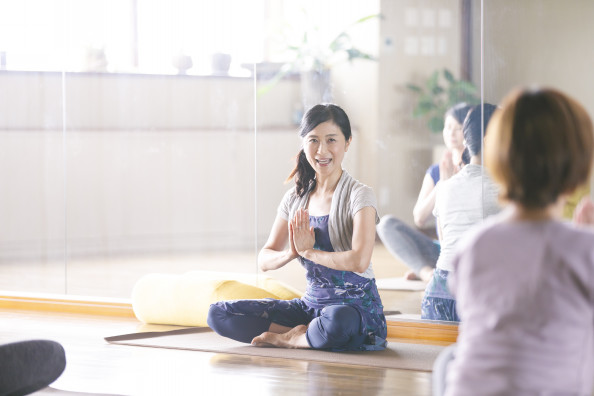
[300,69,332,111]
[211,53,231,75]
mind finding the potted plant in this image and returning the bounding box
[406,69,480,133]
[258,13,380,111]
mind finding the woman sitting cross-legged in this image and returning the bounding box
[421,103,501,322]
[377,103,472,282]
[207,103,386,351]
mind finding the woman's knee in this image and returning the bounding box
[323,305,360,323]
[307,305,362,349]
[377,214,396,235]
[206,303,227,333]
[207,302,273,343]
[377,215,408,237]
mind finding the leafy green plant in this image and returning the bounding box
[283,13,378,71]
[406,69,480,133]
[258,13,380,95]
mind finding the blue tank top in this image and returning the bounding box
[299,215,387,349]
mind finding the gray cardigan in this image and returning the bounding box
[279,170,380,278]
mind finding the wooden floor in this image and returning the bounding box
[1,244,435,395]
[1,309,433,396]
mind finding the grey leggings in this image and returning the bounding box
[0,339,66,395]
[376,215,440,275]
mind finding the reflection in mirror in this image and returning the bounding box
[0,0,476,329]
[397,0,594,324]
[0,0,261,298]
[481,0,594,228]
[254,0,473,326]
[374,0,476,321]
[481,0,594,286]
[61,3,260,298]
[0,0,478,333]
[10,0,581,333]
[380,0,594,322]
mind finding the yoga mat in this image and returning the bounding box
[376,277,427,291]
[105,327,444,372]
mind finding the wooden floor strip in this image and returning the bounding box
[0,292,457,344]
[0,293,135,317]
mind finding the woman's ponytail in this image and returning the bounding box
[286,149,316,197]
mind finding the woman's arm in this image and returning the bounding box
[258,214,300,272]
[292,207,377,273]
[436,216,443,242]
[412,173,437,228]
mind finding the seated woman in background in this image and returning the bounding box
[421,103,500,322]
[441,87,594,396]
[377,103,472,282]
[207,104,386,351]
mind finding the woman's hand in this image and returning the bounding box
[574,196,594,225]
[258,214,299,272]
[288,221,299,259]
[439,150,456,181]
[291,208,315,256]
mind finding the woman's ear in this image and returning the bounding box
[345,136,352,152]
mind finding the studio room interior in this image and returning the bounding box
[1,0,593,395]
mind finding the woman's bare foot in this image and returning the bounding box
[251,324,310,349]
[404,270,420,280]
[404,267,434,282]
[419,266,435,282]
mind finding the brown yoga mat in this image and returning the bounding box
[105,327,444,372]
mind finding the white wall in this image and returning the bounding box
[0,72,302,130]
[476,0,594,114]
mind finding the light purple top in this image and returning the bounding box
[446,209,594,396]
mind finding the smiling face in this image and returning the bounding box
[442,115,465,151]
[303,121,351,177]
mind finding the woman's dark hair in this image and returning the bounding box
[462,103,497,160]
[486,87,594,209]
[445,102,473,125]
[287,104,352,197]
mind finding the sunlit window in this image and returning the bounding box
[0,0,266,75]
[0,0,372,76]
[136,0,266,75]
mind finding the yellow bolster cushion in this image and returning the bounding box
[183,271,303,301]
[131,272,302,327]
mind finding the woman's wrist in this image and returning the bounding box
[298,248,314,260]
[287,249,299,261]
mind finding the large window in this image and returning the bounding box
[0,0,266,75]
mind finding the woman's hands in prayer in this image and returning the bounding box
[439,150,457,181]
[287,218,300,260]
[291,208,315,257]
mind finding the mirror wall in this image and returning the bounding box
[478,0,594,251]
[0,0,260,296]
[1,1,592,322]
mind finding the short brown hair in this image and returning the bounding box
[485,87,594,209]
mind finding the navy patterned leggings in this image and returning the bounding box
[207,298,366,350]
